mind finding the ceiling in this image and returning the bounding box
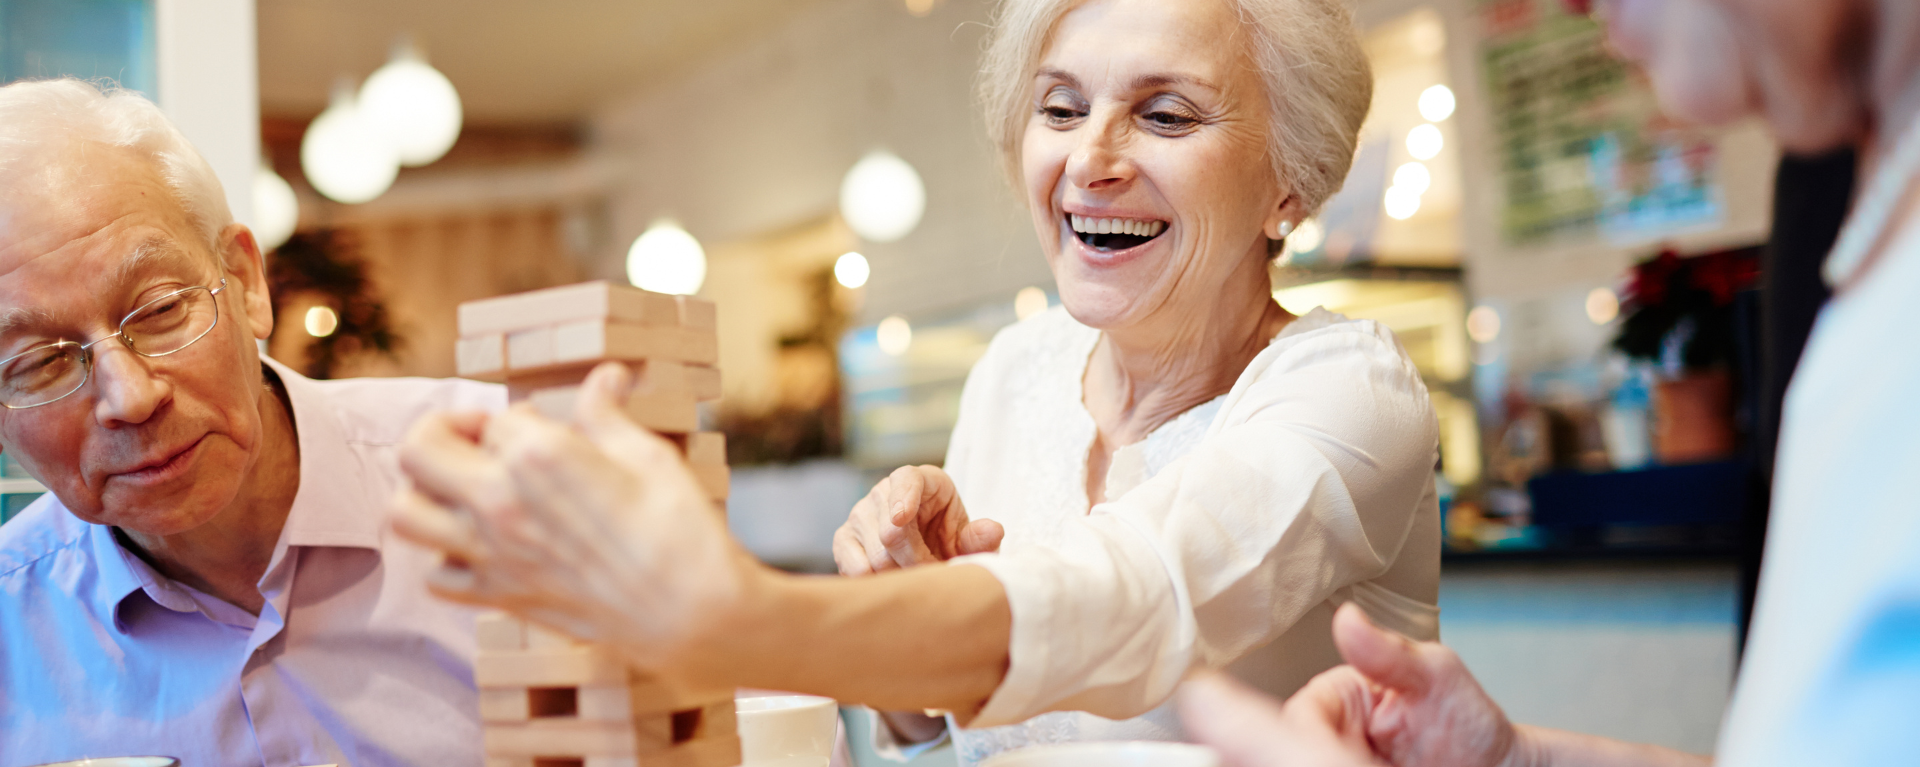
[257,0,824,123]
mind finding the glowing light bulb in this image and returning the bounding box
[835,252,871,289]
[1407,123,1444,161]
[1384,185,1423,220]
[1392,162,1432,195]
[840,150,926,242]
[305,305,340,337]
[1466,305,1501,344]
[877,315,912,355]
[301,83,399,204]
[359,40,463,167]
[251,164,298,251]
[1014,286,1049,320]
[626,220,707,295]
[1586,287,1620,324]
[1418,85,1456,122]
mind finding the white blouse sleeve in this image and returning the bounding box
[952,321,1438,727]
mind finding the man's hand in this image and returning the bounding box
[1329,603,1523,767]
[1179,668,1387,767]
[832,465,1003,576]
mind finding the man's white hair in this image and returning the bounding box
[978,0,1373,216]
[0,78,232,253]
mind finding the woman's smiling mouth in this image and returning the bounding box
[1069,214,1167,251]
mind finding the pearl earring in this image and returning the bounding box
[1276,220,1294,239]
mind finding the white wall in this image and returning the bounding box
[588,0,1051,325]
[156,0,260,228]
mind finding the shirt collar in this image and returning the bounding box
[90,355,388,631]
[263,354,387,551]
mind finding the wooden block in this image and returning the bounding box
[484,719,644,757]
[687,365,721,402]
[635,734,742,767]
[476,646,628,688]
[585,759,639,767]
[681,433,725,466]
[674,296,717,331]
[672,328,719,366]
[459,281,679,337]
[485,758,534,767]
[576,684,636,721]
[700,700,738,739]
[506,360,687,402]
[477,611,528,652]
[480,687,532,723]
[524,384,700,434]
[625,671,735,717]
[507,327,557,370]
[688,462,729,502]
[526,624,580,650]
[457,334,507,378]
[550,321,670,367]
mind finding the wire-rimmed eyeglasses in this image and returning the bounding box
[0,279,228,409]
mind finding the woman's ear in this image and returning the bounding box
[1264,193,1308,241]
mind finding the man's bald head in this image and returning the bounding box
[0,78,231,256]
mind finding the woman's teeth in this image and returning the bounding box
[1069,215,1166,238]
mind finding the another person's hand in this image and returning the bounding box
[832,465,1003,576]
[1177,604,1518,767]
[1179,667,1386,767]
[1327,603,1521,767]
[389,362,763,678]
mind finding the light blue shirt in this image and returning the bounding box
[1716,153,1920,762]
[0,357,504,766]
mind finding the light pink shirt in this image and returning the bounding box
[0,356,504,766]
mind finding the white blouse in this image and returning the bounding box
[876,306,1441,765]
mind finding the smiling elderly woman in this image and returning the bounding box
[390,0,1436,762]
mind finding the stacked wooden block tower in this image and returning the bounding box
[456,281,738,767]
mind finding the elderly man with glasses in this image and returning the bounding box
[0,79,501,765]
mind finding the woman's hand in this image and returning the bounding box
[832,465,1004,576]
[389,362,764,679]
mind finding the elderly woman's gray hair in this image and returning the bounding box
[978,0,1373,216]
[0,78,233,254]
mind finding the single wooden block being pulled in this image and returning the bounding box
[459,281,680,338]
[522,385,699,434]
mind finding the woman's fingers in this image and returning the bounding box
[957,518,1004,555]
[832,525,874,577]
[886,465,924,527]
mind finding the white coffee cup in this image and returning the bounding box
[980,742,1221,767]
[735,694,840,767]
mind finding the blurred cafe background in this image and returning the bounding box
[0,0,1825,760]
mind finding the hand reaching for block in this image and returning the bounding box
[391,361,760,682]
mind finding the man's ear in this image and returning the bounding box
[217,223,275,341]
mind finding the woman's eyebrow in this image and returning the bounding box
[1128,73,1220,93]
[1035,68,1083,89]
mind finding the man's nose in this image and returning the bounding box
[90,343,170,427]
[1064,109,1136,192]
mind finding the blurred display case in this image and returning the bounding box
[1,453,46,525]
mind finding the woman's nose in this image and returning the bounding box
[1064,110,1134,192]
[90,343,170,427]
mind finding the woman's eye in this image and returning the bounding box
[1144,110,1198,129]
[1043,105,1084,121]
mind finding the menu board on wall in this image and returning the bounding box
[1478,0,1722,246]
